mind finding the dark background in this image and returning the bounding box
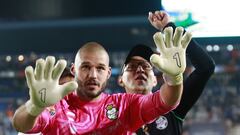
[0,0,161,53]
[0,0,239,54]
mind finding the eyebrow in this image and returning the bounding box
[81,62,107,67]
[98,63,107,67]
[80,61,91,65]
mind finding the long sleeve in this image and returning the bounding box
[173,39,215,119]
[163,22,215,119]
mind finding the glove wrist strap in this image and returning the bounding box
[25,100,44,116]
[163,73,183,86]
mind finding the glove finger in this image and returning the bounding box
[59,81,78,98]
[25,66,35,90]
[34,58,45,81]
[52,59,67,81]
[173,27,184,47]
[181,32,192,49]
[44,56,56,80]
[163,27,173,48]
[153,32,166,53]
[150,54,163,72]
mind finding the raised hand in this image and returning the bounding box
[25,56,78,116]
[148,11,171,31]
[150,27,192,85]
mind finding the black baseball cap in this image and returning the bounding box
[124,44,154,65]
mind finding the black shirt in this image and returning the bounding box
[136,23,215,135]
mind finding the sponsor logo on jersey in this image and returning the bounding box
[155,116,168,130]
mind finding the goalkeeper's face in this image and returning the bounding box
[120,56,157,94]
[73,50,111,100]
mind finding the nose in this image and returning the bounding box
[136,65,145,73]
[88,68,97,78]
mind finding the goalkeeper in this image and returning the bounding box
[12,29,191,134]
[118,11,215,135]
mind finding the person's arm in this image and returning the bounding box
[12,56,77,132]
[174,39,215,118]
[163,22,216,119]
[148,11,186,107]
[150,27,192,107]
[159,83,182,107]
[155,20,216,118]
[148,10,215,119]
[13,105,38,132]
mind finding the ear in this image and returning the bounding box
[107,66,112,79]
[70,63,75,76]
[117,75,124,87]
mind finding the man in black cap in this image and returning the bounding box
[118,11,215,135]
[119,44,156,95]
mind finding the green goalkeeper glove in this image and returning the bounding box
[25,56,78,116]
[150,27,192,85]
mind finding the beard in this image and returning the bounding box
[76,78,108,100]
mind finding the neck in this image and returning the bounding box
[76,90,102,102]
[126,88,151,95]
